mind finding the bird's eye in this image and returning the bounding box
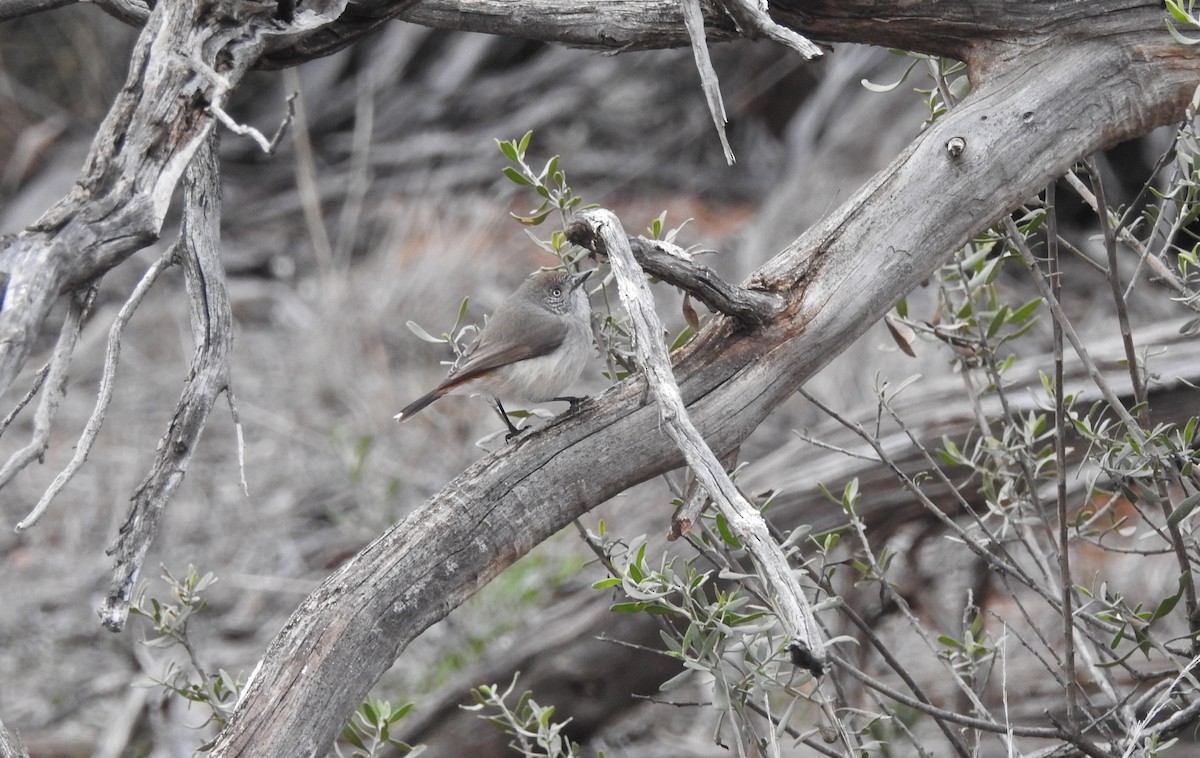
[551,287,562,297]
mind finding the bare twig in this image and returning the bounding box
[1047,179,1079,728]
[949,256,1055,576]
[571,207,827,675]
[823,581,975,758]
[669,448,740,539]
[1086,157,1147,410]
[284,68,337,277]
[1004,218,1145,444]
[209,93,297,156]
[1006,216,1200,636]
[1063,170,1199,310]
[828,653,1060,739]
[668,474,709,540]
[0,286,95,500]
[799,386,1127,641]
[15,250,176,532]
[679,0,735,164]
[333,69,376,268]
[100,134,236,631]
[0,362,49,439]
[226,388,249,497]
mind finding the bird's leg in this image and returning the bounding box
[493,399,526,441]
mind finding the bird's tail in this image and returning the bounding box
[393,389,444,422]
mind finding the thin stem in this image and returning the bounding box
[1047,179,1079,728]
[829,654,1060,739]
[17,249,176,531]
[1086,158,1147,411]
[1007,213,1200,653]
[818,573,975,758]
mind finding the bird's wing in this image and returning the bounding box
[435,302,568,392]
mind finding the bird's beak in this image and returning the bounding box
[570,269,592,291]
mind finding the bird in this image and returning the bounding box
[395,269,593,436]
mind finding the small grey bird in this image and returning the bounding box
[395,269,593,435]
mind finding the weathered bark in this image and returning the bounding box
[98,134,239,632]
[0,0,348,396]
[196,2,1200,755]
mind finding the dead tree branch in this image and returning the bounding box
[0,287,94,496]
[625,234,785,327]
[100,134,236,632]
[13,250,173,532]
[572,206,826,674]
[0,0,347,400]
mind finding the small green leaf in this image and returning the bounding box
[362,700,379,723]
[510,207,555,226]
[518,130,532,154]
[1009,297,1042,324]
[610,601,648,613]
[1166,0,1193,25]
[1167,491,1200,527]
[502,166,534,187]
[497,139,519,162]
[670,326,695,351]
[1166,18,1200,45]
[1149,577,1186,622]
[714,513,740,548]
[659,669,693,691]
[539,155,559,183]
[986,304,1010,339]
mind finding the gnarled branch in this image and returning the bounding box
[100,133,236,632]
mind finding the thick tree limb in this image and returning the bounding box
[0,0,1194,753]
[99,134,236,632]
[207,4,1200,755]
